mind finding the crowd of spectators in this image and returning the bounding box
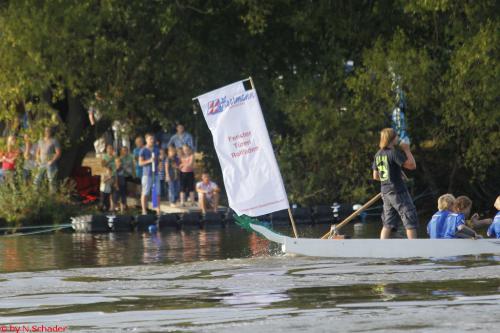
[0,126,61,192]
[95,120,219,215]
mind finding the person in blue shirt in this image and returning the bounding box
[487,196,500,239]
[139,133,161,215]
[443,196,480,239]
[427,193,455,239]
[168,123,194,150]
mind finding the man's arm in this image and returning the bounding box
[400,143,416,170]
[373,170,380,181]
[138,152,153,166]
[49,147,62,165]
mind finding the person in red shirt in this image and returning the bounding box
[1,135,19,183]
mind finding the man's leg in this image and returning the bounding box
[380,227,392,239]
[198,193,207,214]
[395,191,419,239]
[406,228,417,239]
[33,166,47,188]
[380,193,398,239]
[212,193,220,212]
[141,176,151,215]
[47,166,58,193]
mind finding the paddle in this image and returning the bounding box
[321,192,382,239]
[151,150,159,210]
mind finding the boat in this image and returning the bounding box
[235,215,500,259]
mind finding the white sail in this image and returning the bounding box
[196,79,289,217]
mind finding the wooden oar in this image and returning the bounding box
[321,192,382,239]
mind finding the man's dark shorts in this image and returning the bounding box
[381,190,418,230]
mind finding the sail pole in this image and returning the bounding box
[248,77,298,238]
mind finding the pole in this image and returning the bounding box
[288,207,299,238]
[321,192,382,239]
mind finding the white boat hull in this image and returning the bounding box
[250,223,500,259]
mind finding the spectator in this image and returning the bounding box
[168,123,194,150]
[1,135,19,184]
[102,144,117,209]
[88,92,113,156]
[34,127,61,192]
[158,148,167,200]
[179,144,195,206]
[99,160,114,212]
[165,145,180,206]
[132,135,144,205]
[156,127,171,150]
[196,172,220,214]
[22,133,37,181]
[112,120,130,151]
[115,146,133,213]
[139,133,161,215]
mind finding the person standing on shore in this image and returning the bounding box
[34,127,61,192]
[372,128,418,239]
[168,123,194,150]
[139,133,160,215]
[179,144,195,206]
[1,135,19,184]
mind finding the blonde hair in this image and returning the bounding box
[453,196,472,213]
[437,194,455,211]
[379,128,397,149]
[494,196,500,209]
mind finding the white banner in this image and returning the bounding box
[196,79,289,217]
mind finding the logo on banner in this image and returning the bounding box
[206,92,256,116]
[208,99,223,115]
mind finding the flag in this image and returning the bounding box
[196,79,289,217]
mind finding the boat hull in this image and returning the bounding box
[250,223,500,259]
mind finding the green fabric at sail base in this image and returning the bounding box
[234,214,283,239]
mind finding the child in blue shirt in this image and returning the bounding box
[443,196,481,239]
[427,194,455,239]
[487,196,500,239]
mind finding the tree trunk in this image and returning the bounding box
[57,92,93,179]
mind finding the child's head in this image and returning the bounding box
[135,136,144,147]
[159,148,166,157]
[453,196,472,218]
[145,133,155,147]
[120,146,128,157]
[437,194,455,211]
[167,145,176,157]
[494,196,500,211]
[106,144,115,156]
[182,144,192,155]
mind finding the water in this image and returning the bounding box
[1,222,499,332]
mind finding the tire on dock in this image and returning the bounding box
[71,215,110,233]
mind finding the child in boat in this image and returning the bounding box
[487,196,500,239]
[442,196,480,239]
[427,193,455,239]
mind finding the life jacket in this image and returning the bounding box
[443,212,465,239]
[427,210,450,239]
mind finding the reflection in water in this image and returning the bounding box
[0,225,274,273]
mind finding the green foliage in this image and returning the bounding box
[0,0,498,211]
[0,171,76,226]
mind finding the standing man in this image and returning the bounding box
[168,122,194,150]
[34,127,61,192]
[196,172,220,214]
[139,133,160,215]
[372,128,418,239]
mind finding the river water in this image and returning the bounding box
[0,222,499,332]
